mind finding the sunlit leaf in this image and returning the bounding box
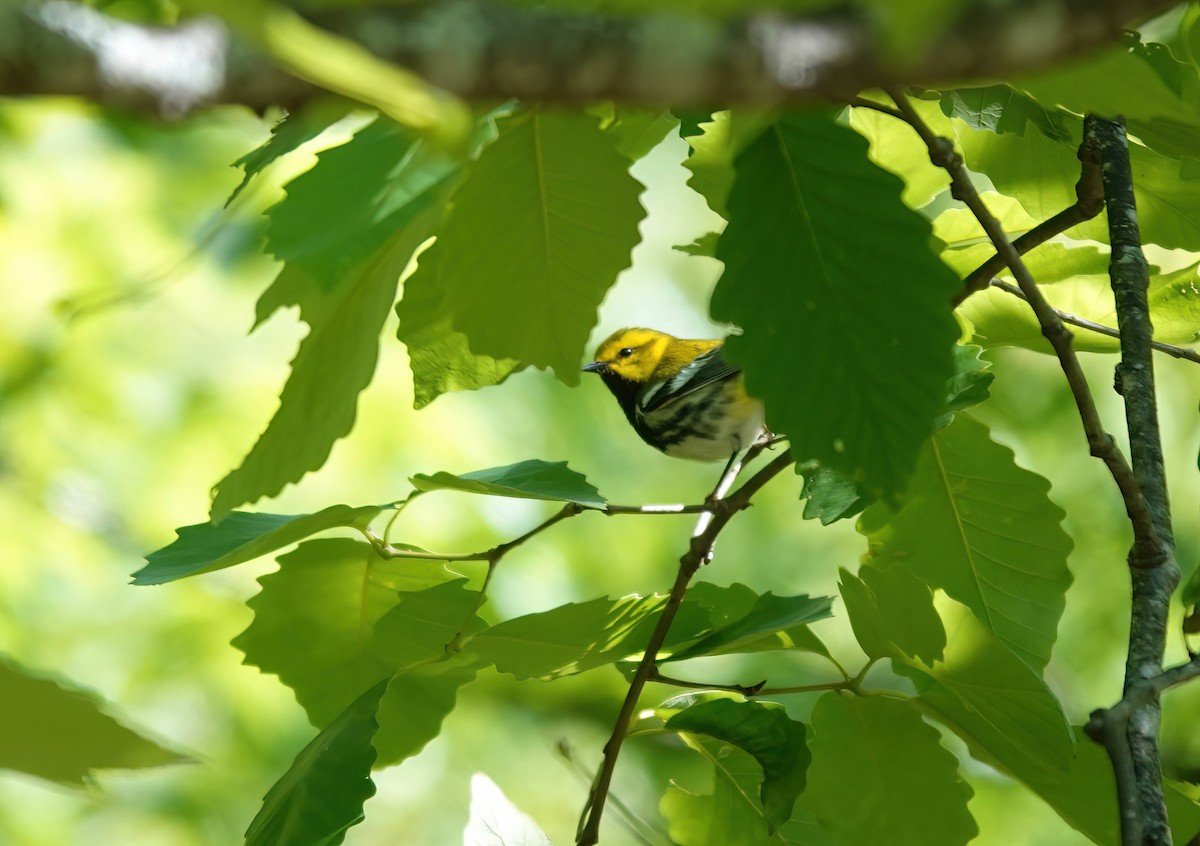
[601,105,678,160]
[665,697,809,829]
[245,680,385,846]
[464,773,552,846]
[849,102,951,207]
[938,84,1071,142]
[798,694,976,846]
[431,107,645,383]
[396,242,525,409]
[0,657,182,784]
[410,459,605,507]
[134,505,383,585]
[712,111,959,500]
[859,413,1073,670]
[955,115,1200,252]
[1014,43,1200,126]
[263,118,453,289]
[663,593,833,663]
[233,539,454,727]
[211,222,440,518]
[226,103,352,206]
[469,594,708,680]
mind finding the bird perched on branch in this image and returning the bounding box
[582,327,765,461]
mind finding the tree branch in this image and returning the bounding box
[576,448,796,846]
[886,88,1160,567]
[1087,115,1180,846]
[987,280,1200,365]
[1,0,1179,114]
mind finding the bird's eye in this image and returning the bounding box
[617,347,634,359]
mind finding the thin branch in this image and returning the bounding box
[954,139,1105,306]
[367,501,583,562]
[847,96,905,121]
[576,448,796,846]
[647,668,767,697]
[988,280,1200,365]
[885,88,1160,567]
[367,500,718,561]
[753,680,851,696]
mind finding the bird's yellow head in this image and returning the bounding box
[582,327,673,384]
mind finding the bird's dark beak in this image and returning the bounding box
[582,361,608,374]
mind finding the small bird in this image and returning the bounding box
[582,327,765,461]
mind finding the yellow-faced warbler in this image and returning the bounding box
[582,328,765,461]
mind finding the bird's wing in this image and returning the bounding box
[638,346,740,413]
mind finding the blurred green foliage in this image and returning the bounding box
[3,5,1200,844]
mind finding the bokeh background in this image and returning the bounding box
[1,99,1198,845]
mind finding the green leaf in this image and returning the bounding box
[663,592,833,663]
[410,459,605,507]
[859,413,1073,670]
[226,103,351,206]
[951,116,1080,225]
[373,654,480,767]
[677,582,835,660]
[799,463,871,525]
[1014,43,1200,126]
[0,657,182,784]
[896,606,1075,777]
[264,118,451,289]
[940,343,994,422]
[210,118,461,518]
[396,242,525,409]
[838,565,945,664]
[938,85,1071,142]
[600,105,678,160]
[666,698,810,829]
[1146,261,1200,345]
[464,773,552,846]
[955,116,1200,251]
[431,107,645,383]
[954,236,1200,352]
[683,112,735,218]
[372,580,482,668]
[245,680,385,846]
[712,111,959,500]
[674,230,720,258]
[682,111,775,219]
[134,505,383,585]
[798,344,991,525]
[848,102,951,208]
[211,226,435,518]
[660,736,791,846]
[798,694,976,846]
[469,594,707,680]
[233,538,454,728]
